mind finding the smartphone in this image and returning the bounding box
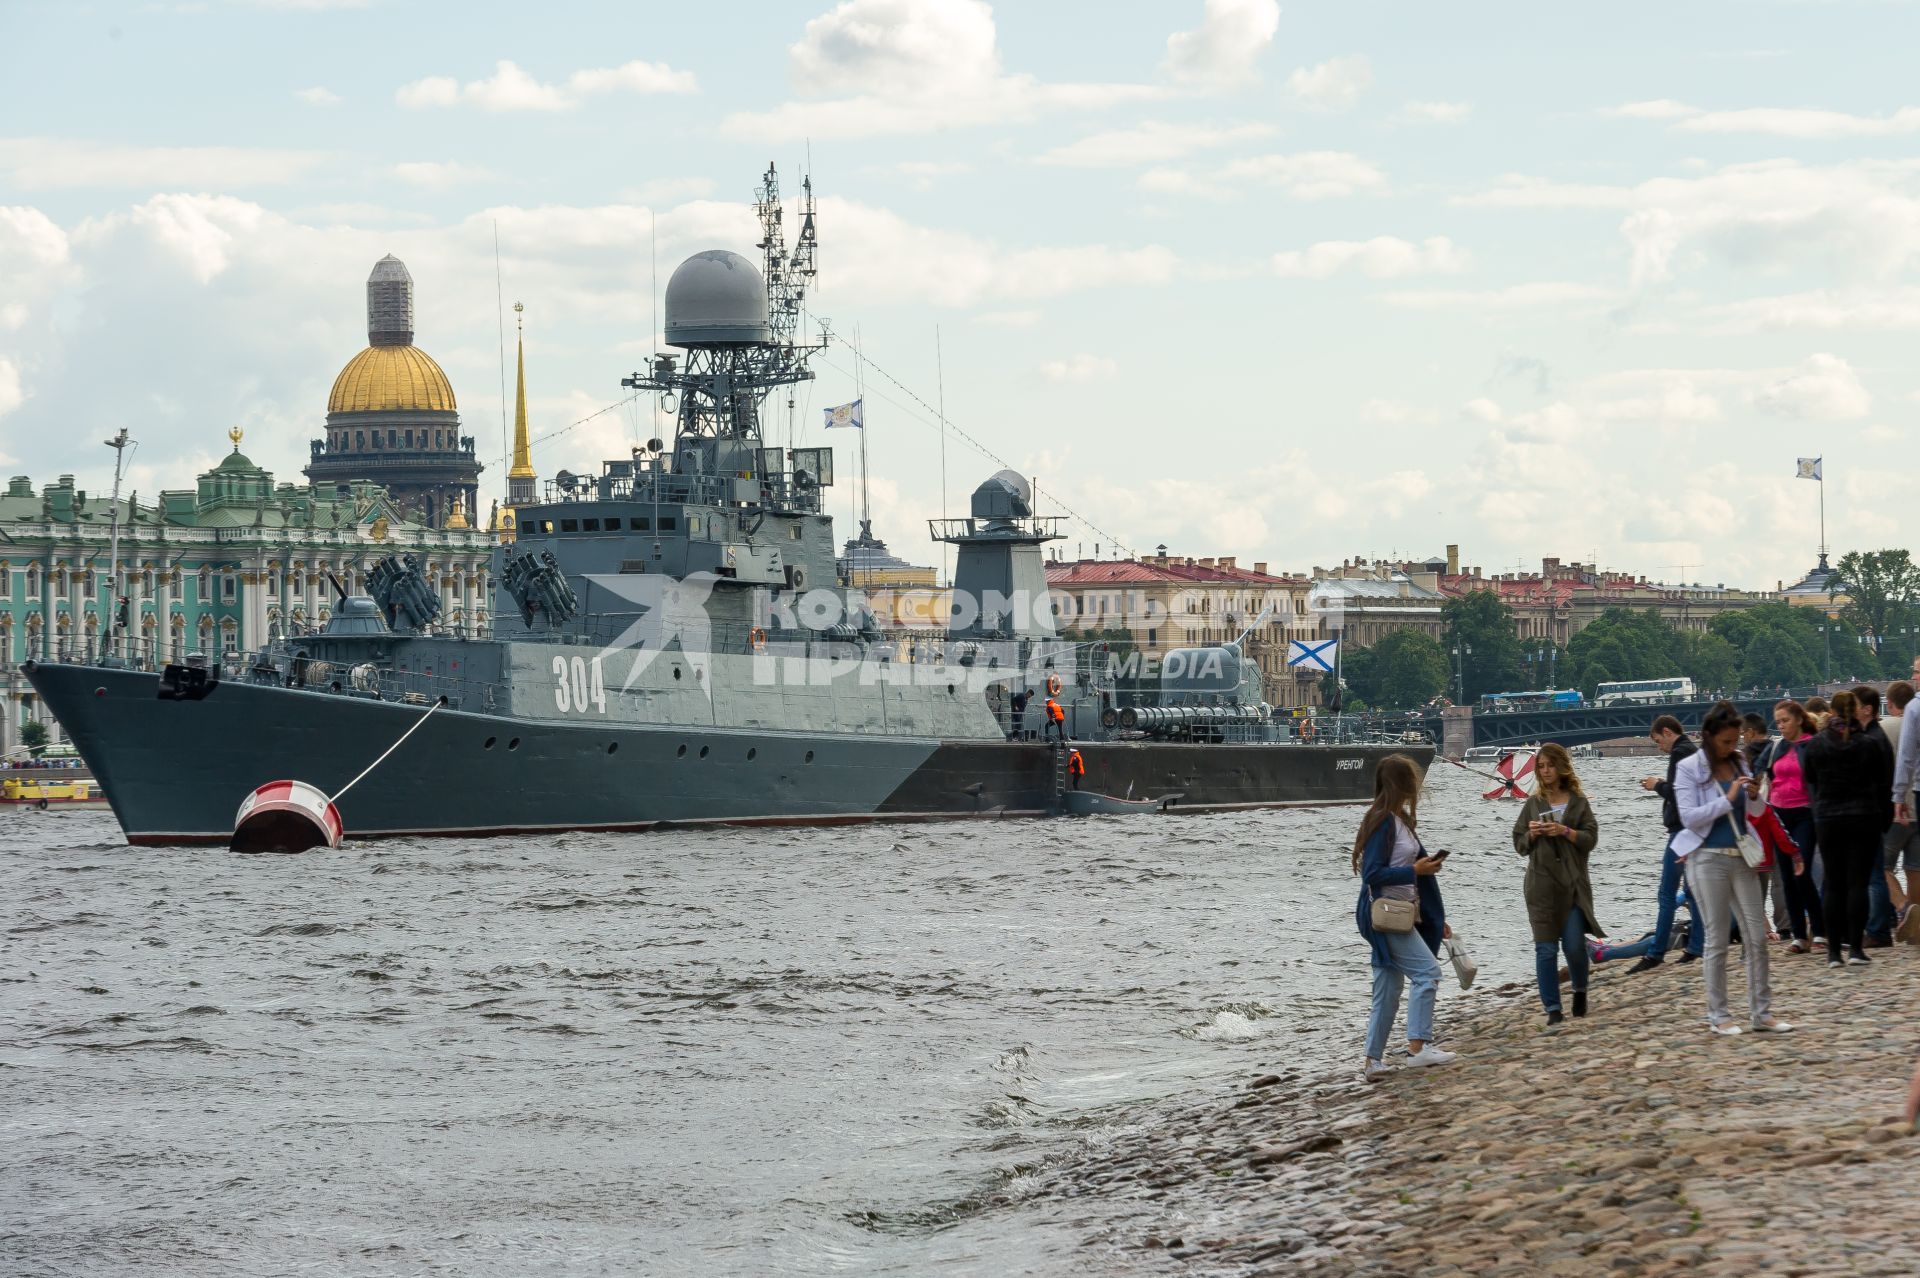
[1428,848,1452,861]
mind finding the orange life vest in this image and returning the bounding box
[1067,750,1085,776]
[1046,698,1064,722]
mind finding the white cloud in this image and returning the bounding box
[1386,281,1617,310]
[1695,287,1920,333]
[1144,150,1386,201]
[722,0,1164,141]
[1754,353,1872,420]
[1271,235,1468,279]
[1163,0,1281,89]
[0,302,26,331]
[1459,397,1503,423]
[0,205,72,267]
[396,58,696,112]
[295,86,342,107]
[1398,100,1471,124]
[1285,55,1372,111]
[0,358,23,418]
[884,160,972,190]
[1604,98,1920,138]
[390,161,500,188]
[1039,354,1118,383]
[1459,159,1920,287]
[1589,379,1723,424]
[972,309,1042,327]
[1861,423,1904,445]
[0,138,326,190]
[815,197,1178,306]
[1040,121,1275,168]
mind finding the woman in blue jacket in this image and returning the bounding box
[1353,753,1457,1082]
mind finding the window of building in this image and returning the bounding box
[198,568,210,599]
[142,569,153,592]
[222,575,236,602]
[388,430,397,448]
[406,429,416,448]
[26,566,39,597]
[371,431,382,449]
[356,430,366,450]
[266,575,278,599]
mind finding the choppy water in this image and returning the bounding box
[2,758,1669,1276]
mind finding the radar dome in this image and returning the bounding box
[664,249,771,347]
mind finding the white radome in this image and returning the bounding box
[664,249,771,347]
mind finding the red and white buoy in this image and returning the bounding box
[228,695,445,853]
[232,780,343,854]
[1482,749,1536,801]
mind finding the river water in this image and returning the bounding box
[3,757,1670,1276]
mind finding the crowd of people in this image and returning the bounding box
[1352,654,1920,1083]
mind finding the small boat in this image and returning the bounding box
[2,777,107,808]
[1061,789,1179,816]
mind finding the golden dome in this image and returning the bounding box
[327,345,457,414]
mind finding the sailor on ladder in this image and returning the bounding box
[1067,748,1085,790]
[1044,695,1067,743]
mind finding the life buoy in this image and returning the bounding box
[750,627,767,653]
[1045,673,1063,696]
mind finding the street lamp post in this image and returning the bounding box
[1453,641,1473,704]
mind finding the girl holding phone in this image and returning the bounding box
[1512,743,1602,1027]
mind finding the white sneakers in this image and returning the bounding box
[1751,1018,1795,1033]
[1405,1044,1458,1068]
[1363,1058,1391,1083]
[1708,1021,1743,1036]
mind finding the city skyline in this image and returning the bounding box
[3,0,1918,589]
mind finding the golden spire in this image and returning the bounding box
[228,425,245,452]
[508,301,535,481]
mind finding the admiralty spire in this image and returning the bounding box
[306,254,484,529]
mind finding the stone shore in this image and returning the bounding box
[1035,945,1920,1275]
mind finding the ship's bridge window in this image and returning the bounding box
[560,519,579,533]
[788,524,802,541]
[658,517,678,531]
[632,517,650,532]
[582,518,601,532]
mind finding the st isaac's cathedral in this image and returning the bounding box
[305,255,484,530]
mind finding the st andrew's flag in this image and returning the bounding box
[1796,457,1823,481]
[1286,638,1339,673]
[824,399,864,430]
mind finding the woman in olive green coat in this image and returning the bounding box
[1511,743,1603,1026]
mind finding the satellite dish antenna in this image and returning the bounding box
[556,469,577,492]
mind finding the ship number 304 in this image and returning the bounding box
[552,655,608,714]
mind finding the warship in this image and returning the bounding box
[25,171,1431,846]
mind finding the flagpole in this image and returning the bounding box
[853,323,871,537]
[1818,462,1827,565]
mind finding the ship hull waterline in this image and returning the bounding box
[25,662,1433,846]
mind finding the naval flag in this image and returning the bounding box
[824,399,864,430]
[1286,638,1339,673]
[1796,457,1823,481]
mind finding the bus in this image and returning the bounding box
[1478,689,1584,712]
[1593,677,1696,707]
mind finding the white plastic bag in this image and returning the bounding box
[1443,934,1477,990]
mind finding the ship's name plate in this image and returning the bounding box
[1334,758,1365,771]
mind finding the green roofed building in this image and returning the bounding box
[1,429,494,756]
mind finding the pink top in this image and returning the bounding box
[1769,740,1809,809]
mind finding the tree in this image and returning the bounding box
[1444,590,1523,702]
[20,720,49,759]
[1344,630,1449,712]
[1834,549,1920,671]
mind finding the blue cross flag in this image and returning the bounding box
[1286,638,1339,672]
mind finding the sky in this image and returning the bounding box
[3,0,1918,592]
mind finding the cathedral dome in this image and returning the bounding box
[327,345,458,414]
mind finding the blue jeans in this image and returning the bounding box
[1366,927,1442,1061]
[1867,858,1894,940]
[1596,842,1701,961]
[1535,907,1588,1013]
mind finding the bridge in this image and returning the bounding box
[1409,695,1794,752]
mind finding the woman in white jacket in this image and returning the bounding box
[1675,702,1795,1036]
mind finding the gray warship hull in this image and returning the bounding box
[26,662,1429,845]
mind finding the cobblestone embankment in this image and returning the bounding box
[1039,947,1920,1276]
